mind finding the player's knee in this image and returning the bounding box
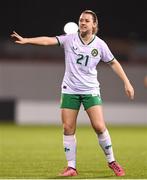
[93,124,106,134]
[63,123,75,135]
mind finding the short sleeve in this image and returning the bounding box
[100,40,114,63]
[56,34,69,47]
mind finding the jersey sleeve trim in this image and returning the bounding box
[56,37,60,46]
[106,58,115,64]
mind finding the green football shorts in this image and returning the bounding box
[60,93,102,110]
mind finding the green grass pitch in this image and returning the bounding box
[0,123,147,179]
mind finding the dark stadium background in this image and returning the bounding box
[0,0,147,40]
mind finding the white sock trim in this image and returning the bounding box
[63,134,76,141]
[98,129,109,140]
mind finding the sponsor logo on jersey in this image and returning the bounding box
[73,46,78,50]
[91,49,98,57]
[63,86,67,89]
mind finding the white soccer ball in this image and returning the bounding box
[64,22,78,34]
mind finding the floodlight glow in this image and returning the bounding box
[64,22,78,34]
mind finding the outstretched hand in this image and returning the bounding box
[124,82,134,100]
[11,31,27,44]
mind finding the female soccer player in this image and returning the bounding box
[11,10,134,177]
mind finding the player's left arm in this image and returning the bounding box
[108,58,134,100]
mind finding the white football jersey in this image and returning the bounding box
[56,33,114,95]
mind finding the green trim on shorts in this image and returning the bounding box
[60,93,103,110]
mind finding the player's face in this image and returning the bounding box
[79,13,96,34]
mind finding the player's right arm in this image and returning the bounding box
[11,31,58,46]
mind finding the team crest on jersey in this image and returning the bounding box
[91,49,98,57]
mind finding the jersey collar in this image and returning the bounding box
[78,32,95,45]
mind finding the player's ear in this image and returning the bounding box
[93,22,97,28]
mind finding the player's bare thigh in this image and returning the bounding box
[86,105,106,133]
[61,108,79,135]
